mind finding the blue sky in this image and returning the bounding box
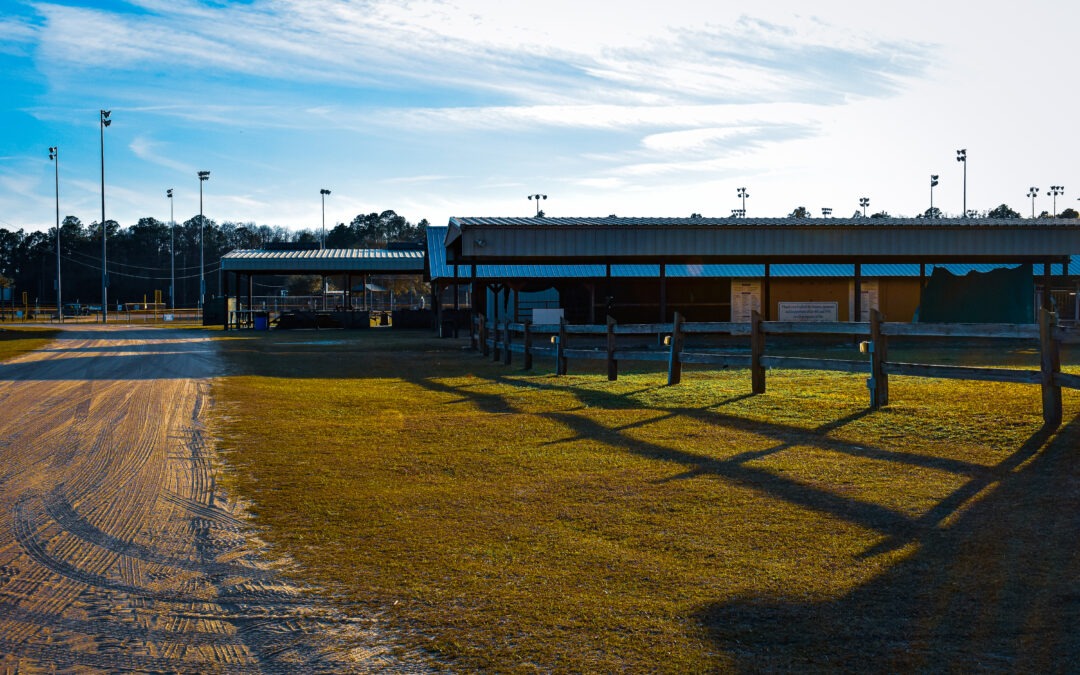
[2,0,1077,233]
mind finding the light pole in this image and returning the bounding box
[320,188,331,308]
[320,188,331,249]
[198,171,210,311]
[1048,185,1064,217]
[956,149,967,217]
[167,188,175,310]
[929,174,939,218]
[731,208,745,218]
[100,110,111,323]
[737,187,749,216]
[1027,187,1039,218]
[859,197,870,217]
[821,207,832,218]
[527,193,547,215]
[49,146,62,321]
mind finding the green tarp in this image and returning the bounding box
[917,264,1034,323]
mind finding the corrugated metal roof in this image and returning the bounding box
[450,216,1080,228]
[447,216,1080,264]
[429,226,1079,281]
[222,248,425,273]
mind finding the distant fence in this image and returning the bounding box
[0,304,202,324]
[473,309,1079,428]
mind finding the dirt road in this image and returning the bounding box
[0,326,414,672]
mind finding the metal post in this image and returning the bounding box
[50,146,61,322]
[100,110,110,323]
[168,189,175,310]
[198,171,210,311]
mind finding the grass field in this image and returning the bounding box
[210,330,1080,672]
[0,327,60,362]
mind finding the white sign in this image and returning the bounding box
[778,301,838,322]
[730,280,761,322]
[848,279,880,322]
[164,314,174,322]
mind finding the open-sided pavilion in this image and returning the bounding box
[220,247,426,329]
[439,216,1080,325]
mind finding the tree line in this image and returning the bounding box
[0,210,428,308]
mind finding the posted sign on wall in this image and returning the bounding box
[730,281,761,322]
[777,301,838,322]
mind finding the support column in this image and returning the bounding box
[919,263,926,312]
[1043,262,1053,310]
[762,264,771,321]
[853,263,862,322]
[223,270,231,331]
[247,273,253,328]
[659,262,667,323]
[605,262,613,318]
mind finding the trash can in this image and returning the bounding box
[253,312,269,330]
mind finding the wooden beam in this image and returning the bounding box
[870,308,888,408]
[751,309,765,394]
[667,311,684,385]
[1040,308,1063,427]
[523,321,533,370]
[606,315,618,381]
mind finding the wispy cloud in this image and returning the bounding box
[31,1,931,111]
[129,136,194,174]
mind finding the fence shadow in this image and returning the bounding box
[693,415,1080,671]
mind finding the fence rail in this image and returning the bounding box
[472,310,1076,428]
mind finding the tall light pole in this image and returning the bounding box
[100,110,111,323]
[49,146,61,321]
[527,193,547,215]
[859,197,870,217]
[956,149,967,217]
[737,187,749,216]
[821,207,832,218]
[198,171,210,311]
[1048,185,1064,217]
[731,208,745,218]
[167,188,175,310]
[320,188,331,249]
[1027,187,1040,218]
[929,174,939,218]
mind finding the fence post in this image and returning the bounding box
[751,309,765,394]
[493,320,502,362]
[524,321,533,370]
[870,309,889,408]
[504,322,512,366]
[480,315,489,357]
[470,312,478,350]
[557,319,568,376]
[667,311,684,385]
[607,315,618,381]
[1040,308,1062,428]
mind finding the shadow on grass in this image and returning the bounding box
[694,416,1079,672]
[415,358,1079,669]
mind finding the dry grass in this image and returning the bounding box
[0,327,60,362]
[210,330,1080,672]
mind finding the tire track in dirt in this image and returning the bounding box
[0,326,424,673]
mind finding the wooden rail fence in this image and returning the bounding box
[473,309,1079,428]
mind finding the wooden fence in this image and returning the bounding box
[472,309,1080,428]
